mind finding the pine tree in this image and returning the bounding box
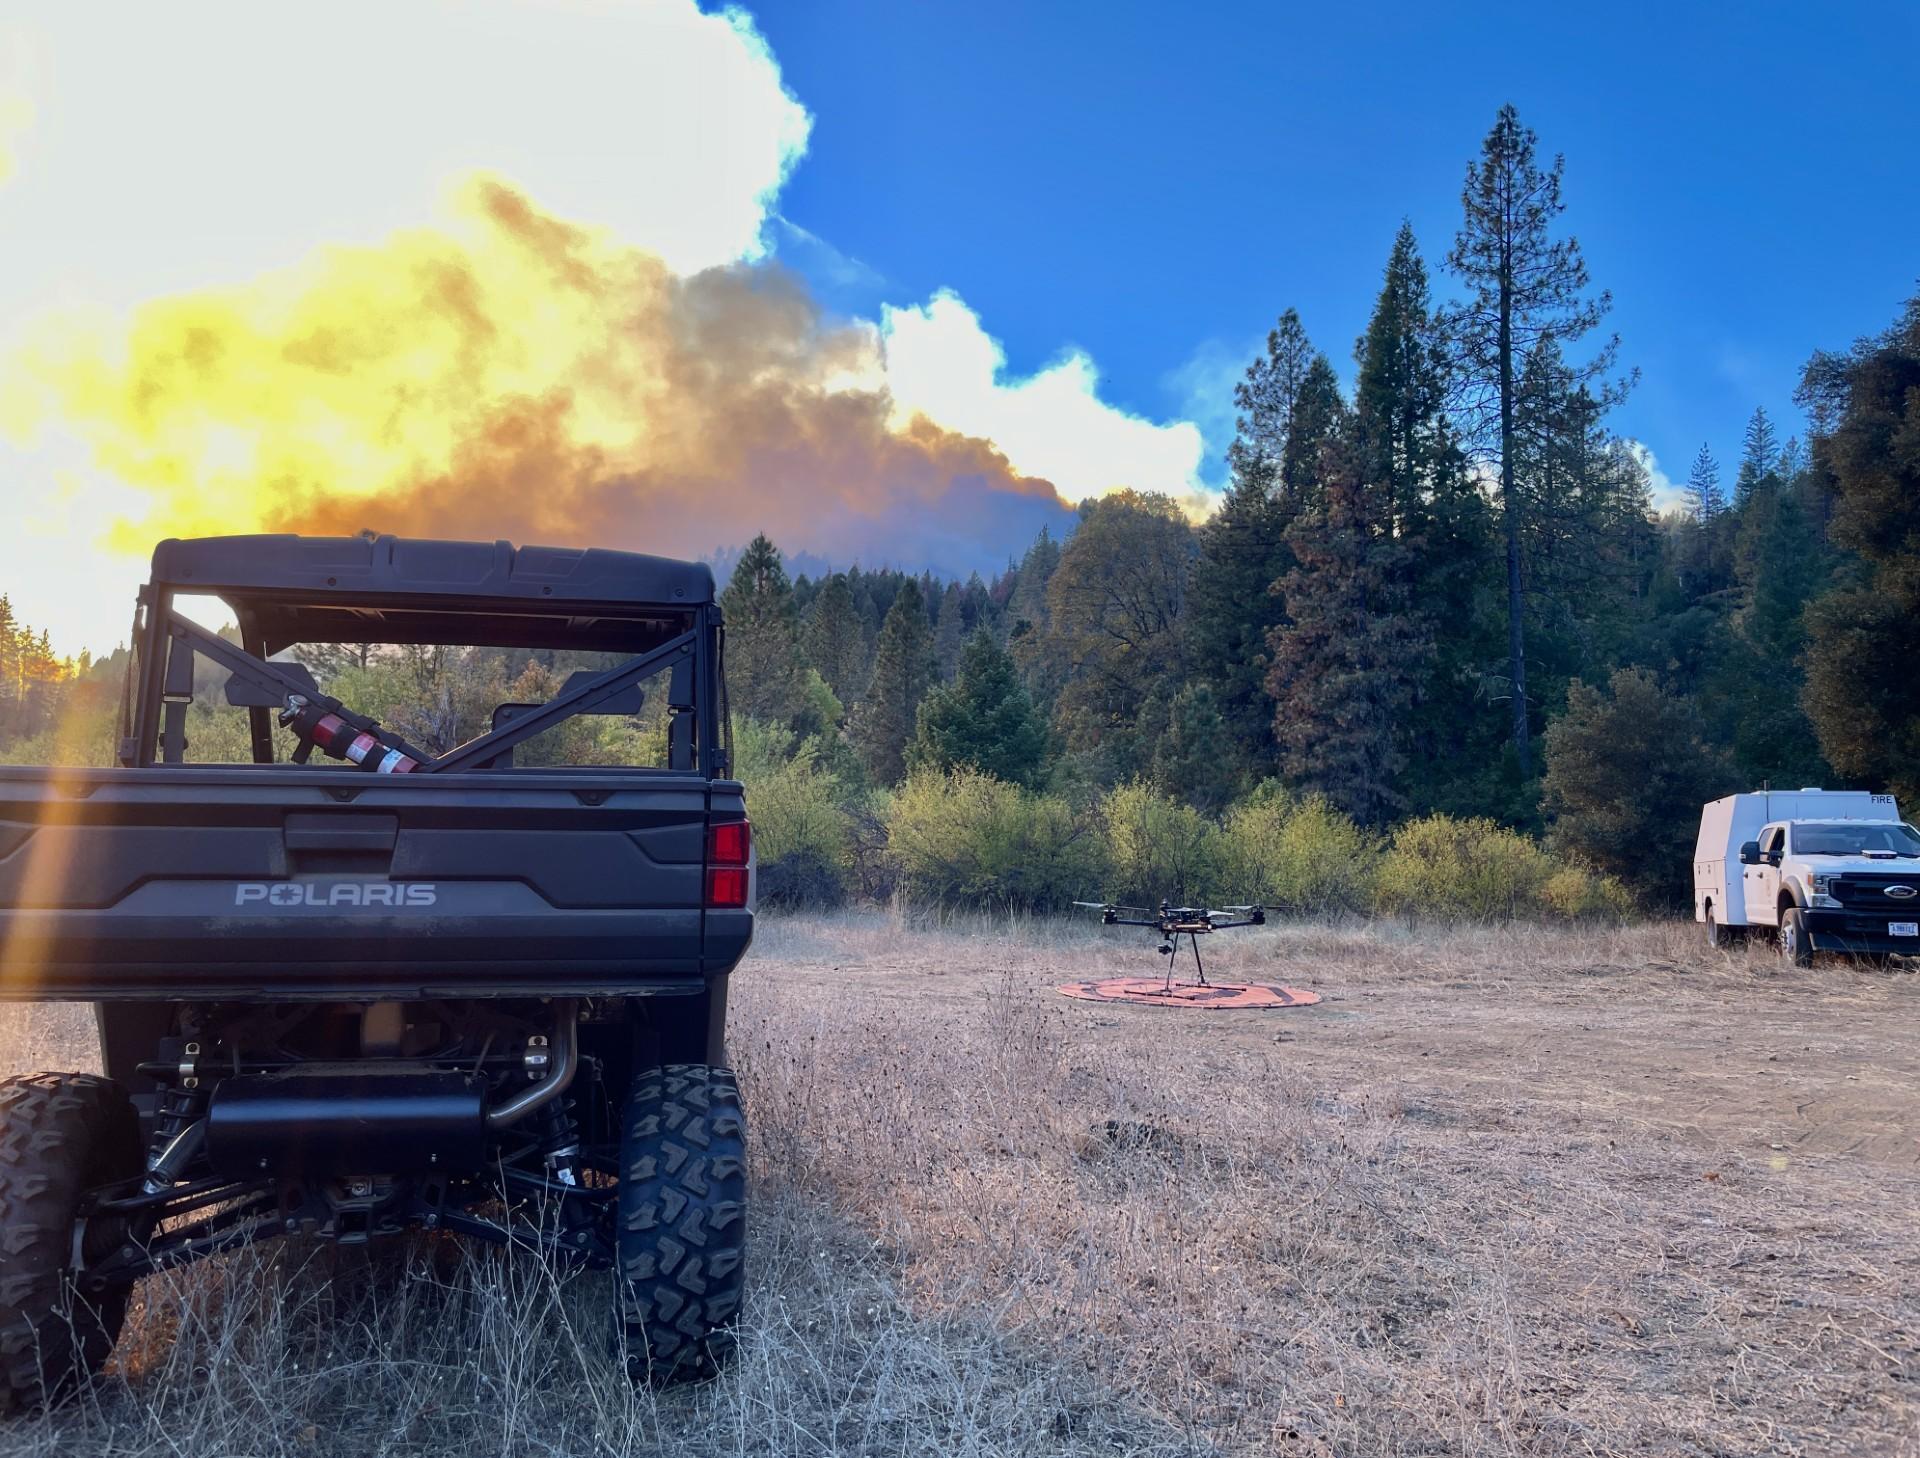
[718,534,802,725]
[1734,406,1781,506]
[1006,527,1061,633]
[1188,474,1287,776]
[1542,668,1731,904]
[1777,435,1808,483]
[1796,293,1920,804]
[908,629,1049,787]
[853,579,935,785]
[1447,104,1619,775]
[1685,443,1725,521]
[1353,223,1453,534]
[0,595,18,736]
[1045,491,1195,777]
[1351,224,1498,812]
[933,581,967,680]
[1188,311,1334,776]
[802,573,865,706]
[1229,308,1317,501]
[1152,683,1232,813]
[1265,440,1432,825]
[1284,355,1349,499]
[1511,343,1655,693]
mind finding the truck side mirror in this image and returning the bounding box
[1738,841,1762,866]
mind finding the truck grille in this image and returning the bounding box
[1829,874,1920,910]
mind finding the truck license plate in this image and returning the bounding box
[1892,922,1919,938]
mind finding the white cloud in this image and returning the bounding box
[1164,336,1256,494]
[0,89,30,190]
[1625,440,1688,514]
[879,290,1207,508]
[0,0,809,307]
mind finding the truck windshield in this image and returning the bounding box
[1793,823,1920,857]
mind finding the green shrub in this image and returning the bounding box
[888,768,1104,910]
[1102,779,1223,906]
[1374,813,1556,921]
[1538,864,1637,921]
[1220,784,1377,915]
[732,718,849,907]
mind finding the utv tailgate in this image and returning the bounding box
[0,768,751,1000]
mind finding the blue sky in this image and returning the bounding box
[754,0,1920,488]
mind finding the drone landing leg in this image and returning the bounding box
[1190,932,1209,987]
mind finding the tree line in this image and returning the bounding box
[716,106,1919,905]
[0,596,101,752]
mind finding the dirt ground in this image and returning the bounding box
[1,912,1916,1456]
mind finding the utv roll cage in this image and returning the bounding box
[120,534,731,776]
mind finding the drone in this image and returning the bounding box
[1072,899,1272,992]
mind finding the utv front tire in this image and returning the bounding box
[617,1064,746,1383]
[0,1074,144,1414]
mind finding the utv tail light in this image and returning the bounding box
[706,820,750,908]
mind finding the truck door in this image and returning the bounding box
[1745,824,1785,924]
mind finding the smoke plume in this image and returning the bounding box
[9,177,1076,576]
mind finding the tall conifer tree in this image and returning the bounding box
[1352,223,1496,812]
[802,573,865,706]
[908,629,1049,787]
[1189,309,1331,775]
[1266,440,1431,825]
[1686,443,1725,521]
[853,579,936,785]
[718,534,802,725]
[1447,104,1619,774]
[1734,406,1781,505]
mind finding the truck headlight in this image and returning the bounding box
[1808,873,1840,908]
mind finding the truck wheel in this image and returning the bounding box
[1779,907,1815,968]
[0,1073,144,1414]
[616,1064,746,1383]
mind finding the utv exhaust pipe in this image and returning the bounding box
[486,1000,579,1130]
[201,1002,580,1177]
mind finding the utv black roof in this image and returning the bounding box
[149,535,716,652]
[152,534,714,604]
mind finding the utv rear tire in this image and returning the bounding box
[616,1064,746,1383]
[1780,907,1815,968]
[0,1073,144,1414]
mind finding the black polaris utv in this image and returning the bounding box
[0,533,754,1412]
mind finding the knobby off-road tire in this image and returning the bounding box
[616,1064,746,1383]
[1779,907,1815,968]
[0,1073,144,1415]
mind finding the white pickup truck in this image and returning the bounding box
[1695,789,1919,964]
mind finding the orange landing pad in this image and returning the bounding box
[1057,978,1321,1009]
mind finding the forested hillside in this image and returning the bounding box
[2,108,1914,912]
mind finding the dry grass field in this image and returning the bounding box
[1,912,1916,1457]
